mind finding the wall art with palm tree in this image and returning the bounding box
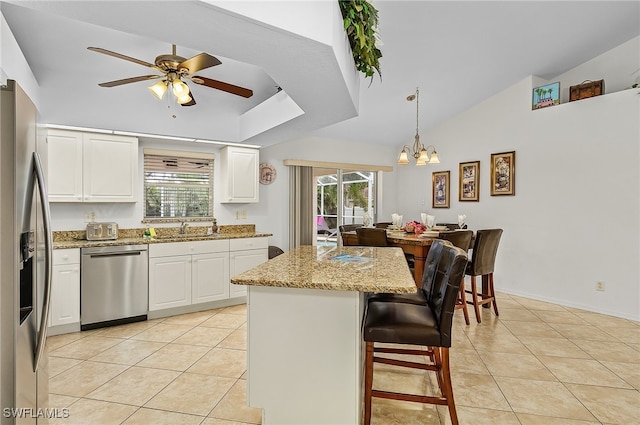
[532,82,560,110]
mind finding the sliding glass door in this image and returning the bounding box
[315,168,377,246]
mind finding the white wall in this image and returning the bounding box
[395,74,639,319]
[0,12,39,109]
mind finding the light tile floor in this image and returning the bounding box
[46,294,640,425]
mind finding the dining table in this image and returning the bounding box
[342,229,451,286]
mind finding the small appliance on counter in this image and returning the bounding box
[86,222,118,240]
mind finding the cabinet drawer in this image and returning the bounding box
[230,237,268,251]
[150,239,230,258]
[53,248,80,265]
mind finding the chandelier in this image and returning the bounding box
[397,87,440,166]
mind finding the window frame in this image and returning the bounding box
[143,148,215,222]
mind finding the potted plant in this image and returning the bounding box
[340,0,382,81]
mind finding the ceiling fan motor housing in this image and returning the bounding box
[155,54,189,74]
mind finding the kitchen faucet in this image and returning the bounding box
[180,222,189,234]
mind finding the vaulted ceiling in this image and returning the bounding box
[2,1,639,148]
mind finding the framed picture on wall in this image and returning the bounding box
[532,82,560,110]
[432,170,450,208]
[459,161,480,202]
[490,151,516,196]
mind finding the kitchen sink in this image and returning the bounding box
[156,234,214,240]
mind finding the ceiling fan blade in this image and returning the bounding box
[98,75,163,87]
[178,53,221,74]
[88,47,157,69]
[191,76,253,98]
[181,92,196,107]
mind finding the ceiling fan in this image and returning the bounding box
[87,44,253,106]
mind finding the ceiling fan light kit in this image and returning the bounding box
[398,87,440,166]
[88,44,253,106]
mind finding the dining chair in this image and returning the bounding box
[437,222,468,230]
[463,228,503,323]
[356,227,388,247]
[374,222,392,228]
[438,230,473,325]
[362,242,468,425]
[338,224,363,245]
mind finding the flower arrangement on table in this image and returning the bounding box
[403,221,427,235]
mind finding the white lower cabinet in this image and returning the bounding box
[148,240,230,311]
[49,249,80,327]
[229,238,269,298]
[149,255,192,310]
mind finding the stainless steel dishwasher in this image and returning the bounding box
[81,244,148,330]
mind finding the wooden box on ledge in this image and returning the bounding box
[569,79,605,101]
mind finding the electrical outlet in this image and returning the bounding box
[240,210,247,219]
[596,281,605,291]
[84,212,95,223]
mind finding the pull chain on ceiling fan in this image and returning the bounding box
[88,44,253,107]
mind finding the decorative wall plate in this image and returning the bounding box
[259,163,276,185]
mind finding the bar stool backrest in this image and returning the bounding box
[426,243,468,347]
[356,227,389,247]
[438,230,473,251]
[467,229,503,276]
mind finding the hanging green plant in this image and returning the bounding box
[340,0,382,81]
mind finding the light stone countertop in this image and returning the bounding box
[231,245,416,293]
[53,224,271,249]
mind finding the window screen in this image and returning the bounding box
[144,149,214,218]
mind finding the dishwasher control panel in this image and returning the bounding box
[86,222,118,240]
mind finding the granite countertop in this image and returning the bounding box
[53,224,272,249]
[231,245,416,294]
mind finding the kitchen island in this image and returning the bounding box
[231,245,416,425]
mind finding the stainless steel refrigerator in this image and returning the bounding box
[1,80,52,424]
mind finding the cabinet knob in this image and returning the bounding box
[84,196,89,200]
[63,255,68,260]
[77,196,82,200]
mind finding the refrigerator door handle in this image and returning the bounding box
[32,152,53,372]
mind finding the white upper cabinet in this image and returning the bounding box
[46,130,84,202]
[47,129,138,203]
[219,146,259,203]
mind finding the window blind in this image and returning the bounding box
[144,150,214,218]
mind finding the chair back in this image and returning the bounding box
[268,246,285,259]
[419,239,447,294]
[438,230,473,251]
[356,227,389,247]
[374,222,392,229]
[339,224,363,233]
[425,243,468,347]
[436,222,467,230]
[467,229,503,276]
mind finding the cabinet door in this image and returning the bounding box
[192,252,230,304]
[229,249,268,298]
[47,130,83,202]
[49,264,80,327]
[83,133,138,202]
[220,146,259,203]
[149,255,191,311]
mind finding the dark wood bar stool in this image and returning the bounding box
[363,243,468,425]
[438,230,473,325]
[464,228,503,323]
[366,239,447,305]
[338,224,362,245]
[356,227,389,247]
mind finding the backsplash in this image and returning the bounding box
[54,224,257,242]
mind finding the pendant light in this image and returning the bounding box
[397,87,440,166]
